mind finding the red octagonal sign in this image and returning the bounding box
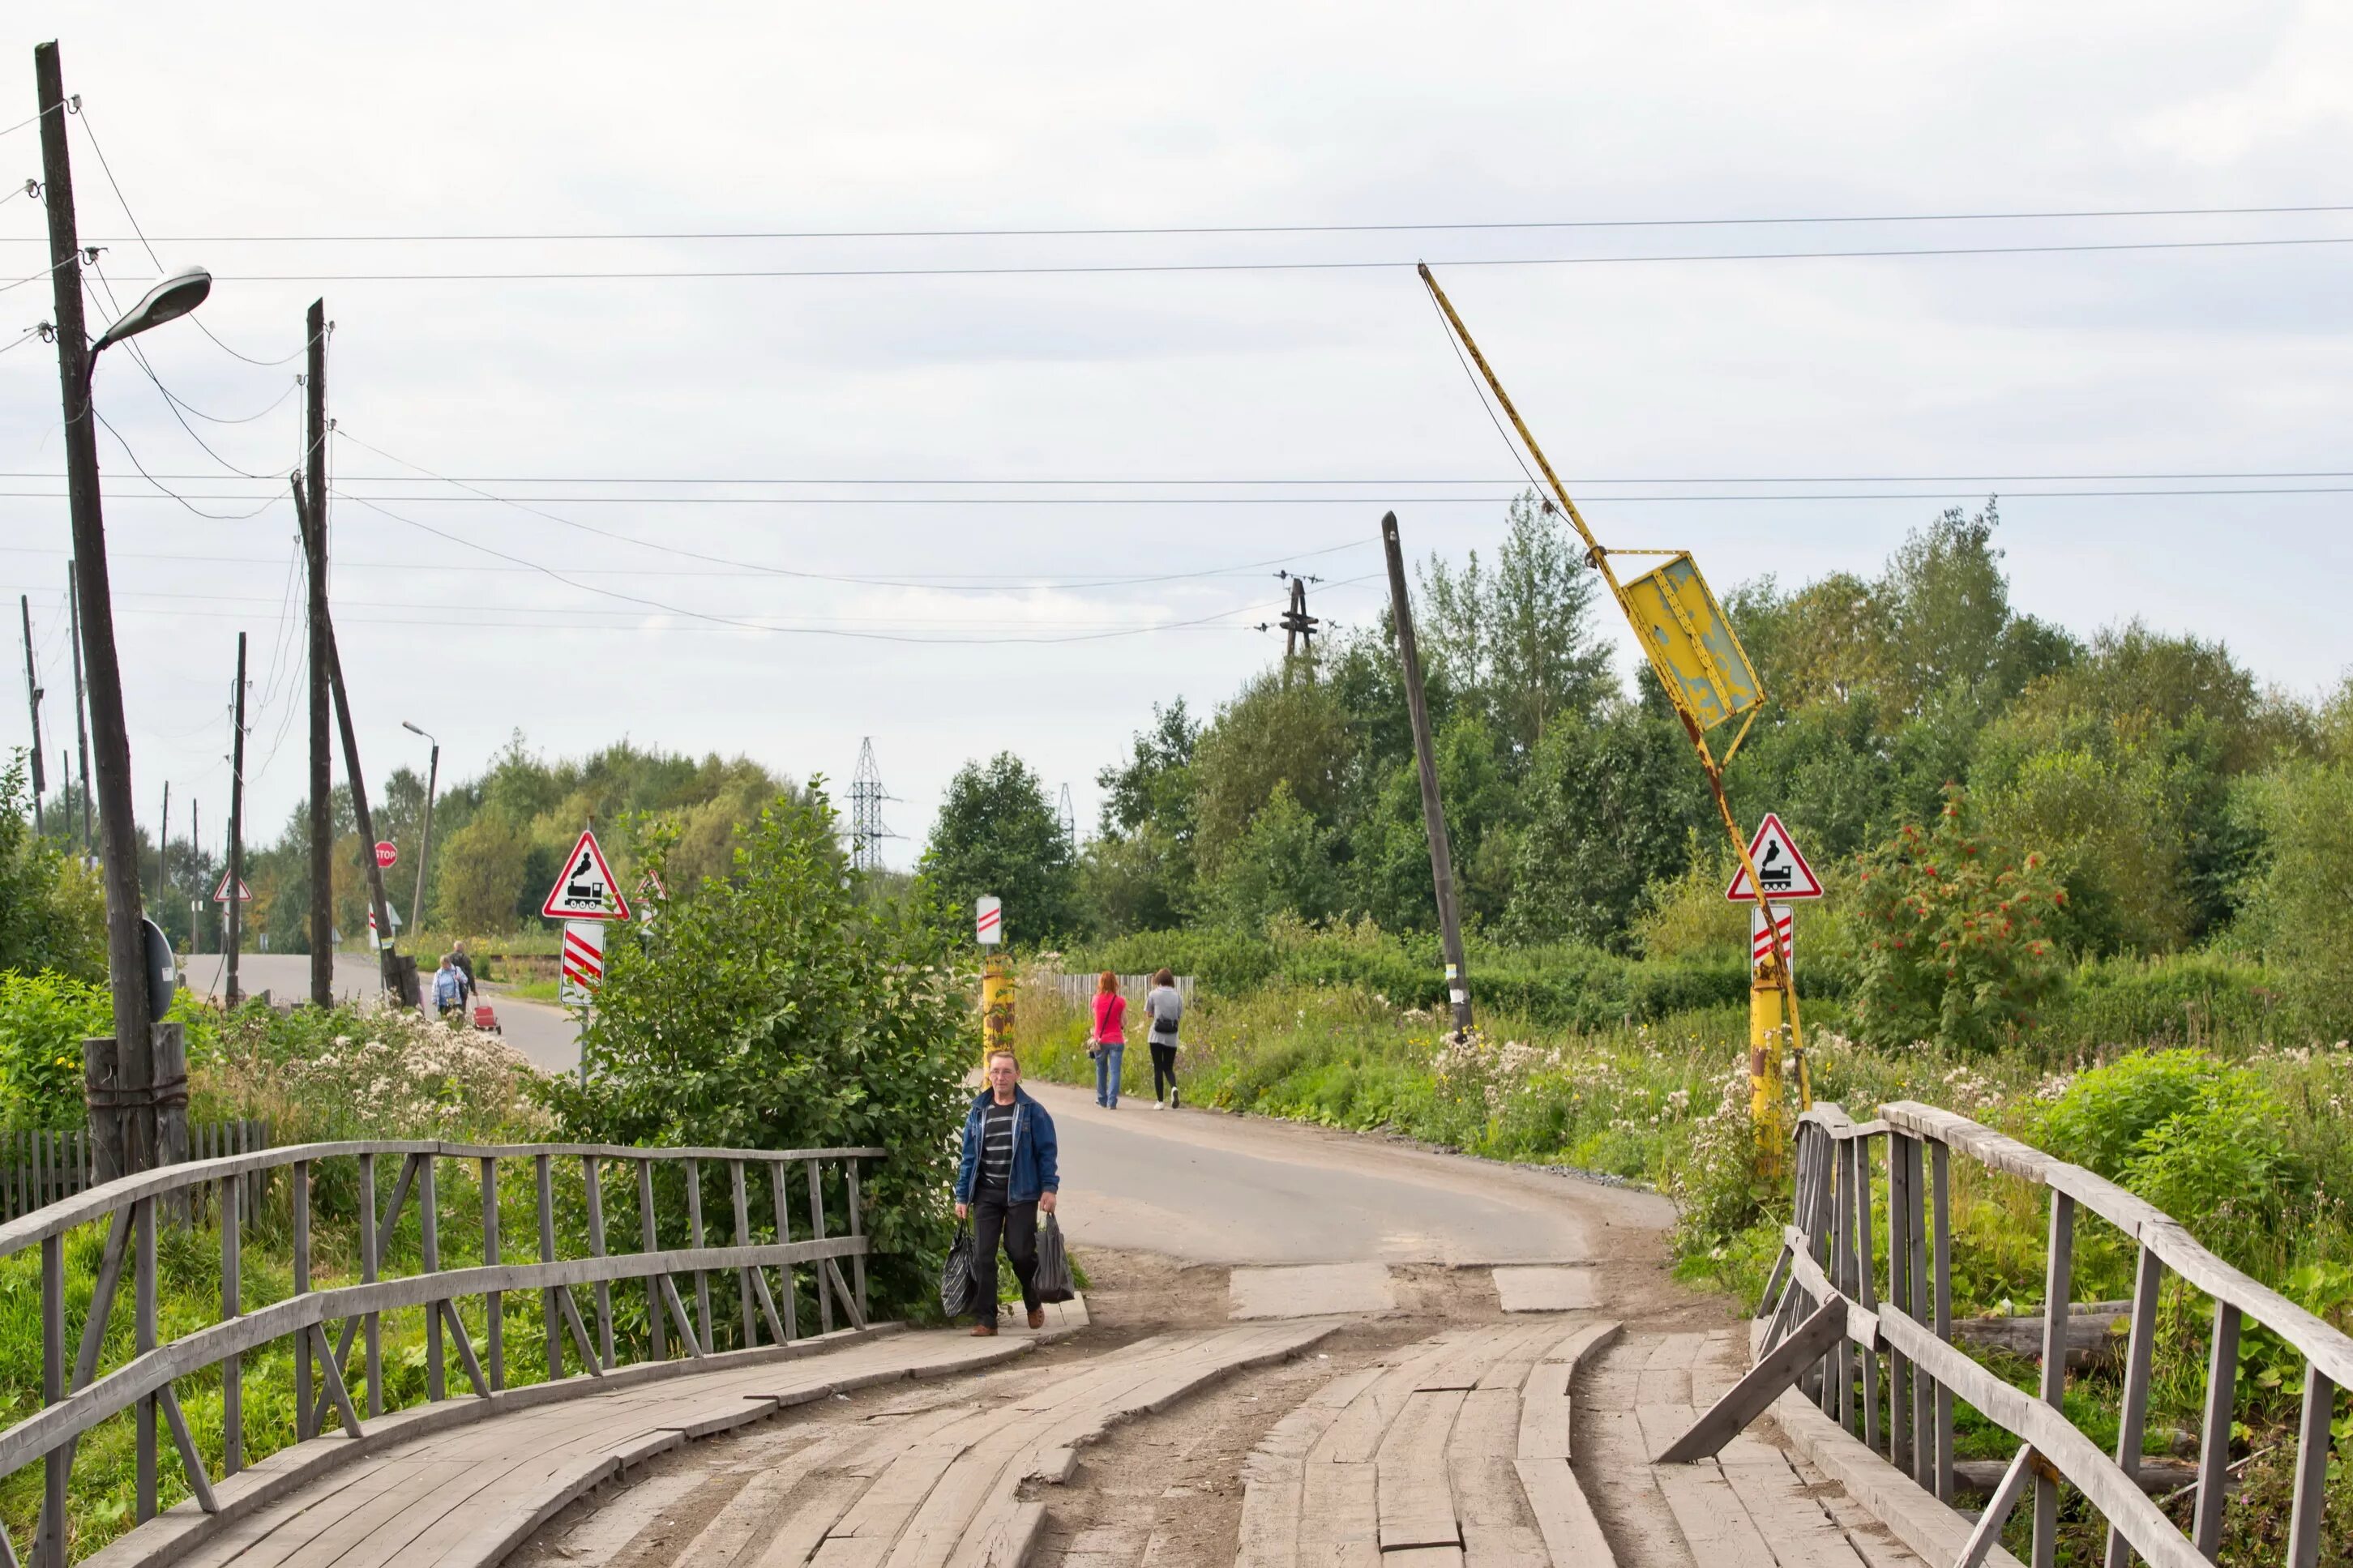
[374,840,398,870]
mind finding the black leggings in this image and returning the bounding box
[1150,1042,1179,1101]
[970,1195,1038,1323]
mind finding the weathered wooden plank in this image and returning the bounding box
[1653,1461,1780,1568]
[1376,1388,1466,1550]
[1512,1458,1611,1568]
[1716,1447,1874,1568]
[1520,1362,1574,1461]
[1656,1299,1849,1463]
[1296,1459,1380,1568]
[749,1472,867,1568]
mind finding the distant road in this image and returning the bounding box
[182,953,584,1075]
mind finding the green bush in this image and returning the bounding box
[544,791,971,1320]
[0,971,109,1126]
[2043,1050,2301,1260]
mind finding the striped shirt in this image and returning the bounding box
[976,1100,1017,1195]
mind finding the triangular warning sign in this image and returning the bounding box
[1724,813,1825,902]
[540,829,631,921]
[212,871,253,903]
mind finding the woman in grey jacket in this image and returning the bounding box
[1144,968,1183,1109]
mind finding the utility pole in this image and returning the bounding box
[189,797,198,951]
[68,559,92,859]
[1381,512,1472,1038]
[1057,784,1076,855]
[1278,573,1320,661]
[225,632,246,1006]
[40,39,155,1187]
[155,780,169,904]
[296,476,402,998]
[303,298,331,1007]
[17,595,44,833]
[847,737,899,874]
[405,723,439,933]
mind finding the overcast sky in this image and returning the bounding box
[2,2,2349,875]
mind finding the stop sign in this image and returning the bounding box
[374,840,398,869]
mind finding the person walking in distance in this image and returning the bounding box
[954,1049,1060,1335]
[1144,968,1183,1109]
[450,939,477,1006]
[1089,971,1127,1109]
[430,954,465,1021]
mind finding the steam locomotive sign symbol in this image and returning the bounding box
[540,829,631,921]
[1723,814,1824,903]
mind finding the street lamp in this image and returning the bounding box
[402,721,439,938]
[83,267,212,402]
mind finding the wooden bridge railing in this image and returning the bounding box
[1661,1100,2348,1568]
[0,1138,883,1568]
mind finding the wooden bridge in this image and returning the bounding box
[0,1102,2341,1566]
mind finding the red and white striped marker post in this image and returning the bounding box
[559,921,606,1006]
[1751,904,1794,976]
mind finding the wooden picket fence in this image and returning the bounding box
[1034,972,1196,1012]
[0,1120,272,1222]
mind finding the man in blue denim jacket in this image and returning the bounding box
[954,1049,1060,1335]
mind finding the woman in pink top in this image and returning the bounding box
[1090,971,1127,1109]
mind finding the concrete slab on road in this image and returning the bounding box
[1228,1263,1397,1319]
[1492,1266,1602,1313]
[1033,1081,1669,1267]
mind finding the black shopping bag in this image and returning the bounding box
[940,1224,979,1318]
[1034,1213,1075,1304]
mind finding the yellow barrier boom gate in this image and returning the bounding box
[1418,264,1811,1165]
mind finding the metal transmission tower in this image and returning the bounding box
[1057,784,1076,852]
[847,737,901,873]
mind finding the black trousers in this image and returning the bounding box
[971,1194,1039,1323]
[1150,1042,1179,1101]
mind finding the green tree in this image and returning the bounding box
[1417,493,1612,761]
[919,752,1079,944]
[1849,786,2067,1053]
[434,811,529,934]
[0,754,104,981]
[1204,781,1343,929]
[545,792,969,1317]
[1503,693,1711,949]
[2235,756,2353,1032]
[1084,701,1200,931]
[1188,669,1351,882]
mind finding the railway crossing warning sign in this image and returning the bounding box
[975,895,1003,946]
[212,871,252,903]
[1751,904,1795,974]
[559,921,606,1006]
[541,829,630,921]
[1724,814,1824,903]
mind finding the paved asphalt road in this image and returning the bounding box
[1027,1079,1671,1267]
[182,952,584,1076]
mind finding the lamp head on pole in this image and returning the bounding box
[400,720,434,741]
[90,267,212,356]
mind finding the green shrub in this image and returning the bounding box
[0,971,109,1126]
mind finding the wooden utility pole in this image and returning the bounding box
[68,558,92,859]
[225,633,246,1006]
[409,731,439,934]
[304,298,332,1006]
[294,475,401,997]
[155,780,169,903]
[1380,512,1473,1037]
[17,595,44,833]
[189,797,198,951]
[39,39,155,1182]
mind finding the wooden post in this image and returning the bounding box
[481,1157,503,1390]
[684,1159,710,1355]
[847,1159,868,1327]
[221,1169,242,1474]
[1931,1139,1955,1501]
[2193,1304,2240,1559]
[303,299,331,1009]
[2285,1366,2335,1568]
[359,1152,381,1417]
[808,1160,832,1335]
[37,42,156,1164]
[537,1155,558,1381]
[639,1159,665,1361]
[152,1021,187,1196]
[583,1156,613,1369]
[770,1160,798,1344]
[1855,1132,1881,1455]
[1887,1133,1912,1469]
[292,1160,312,1440]
[135,1197,156,1519]
[225,632,246,1006]
[41,1234,65,1568]
[1906,1135,1931,1485]
[731,1162,756,1351]
[2105,1243,2163,1568]
[420,1156,443,1399]
[81,1033,121,1185]
[1379,512,1471,1036]
[2034,1192,2075,1568]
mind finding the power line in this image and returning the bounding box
[88,410,286,519]
[70,232,2353,284]
[6,467,2350,485]
[30,199,2353,244]
[88,259,292,480]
